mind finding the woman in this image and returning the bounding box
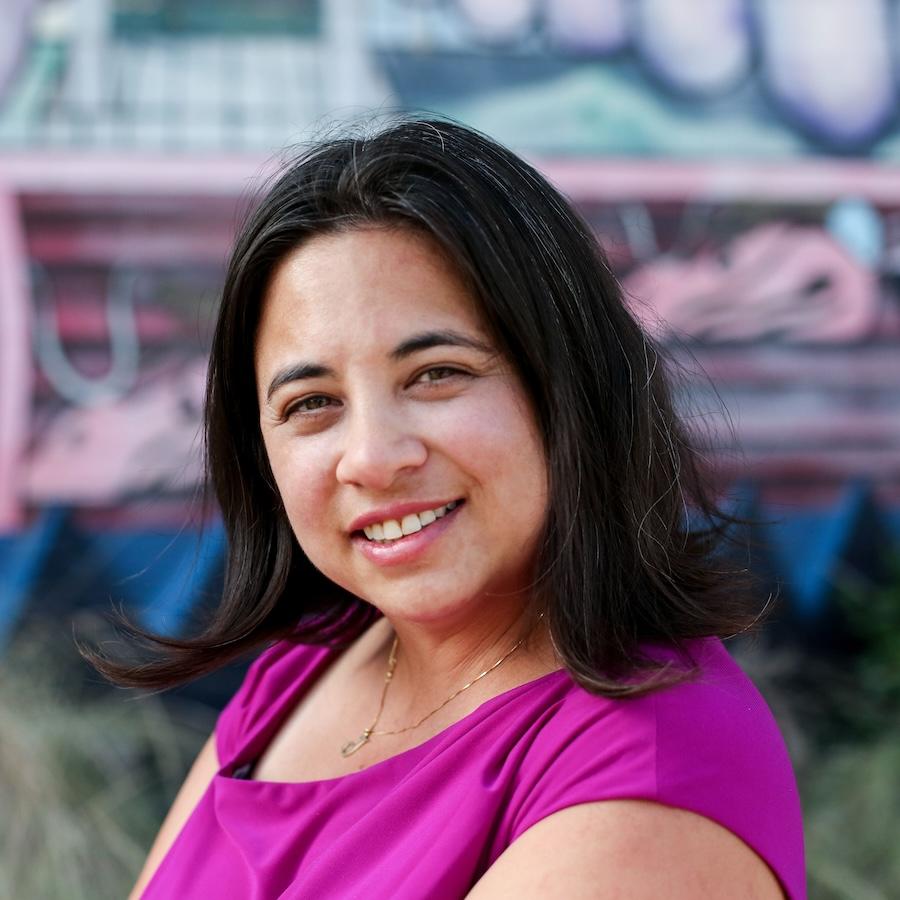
[93,117,804,898]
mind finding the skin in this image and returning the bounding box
[128,226,785,899]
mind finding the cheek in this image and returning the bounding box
[442,390,548,521]
[263,436,334,536]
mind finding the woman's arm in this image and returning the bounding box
[466,799,785,899]
[127,731,220,900]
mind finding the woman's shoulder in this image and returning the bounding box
[505,636,805,900]
[522,636,777,743]
[520,636,800,811]
[539,636,789,755]
[641,637,796,785]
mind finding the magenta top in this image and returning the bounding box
[141,635,805,899]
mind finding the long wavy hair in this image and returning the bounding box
[84,116,767,696]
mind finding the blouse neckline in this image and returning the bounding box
[218,640,570,790]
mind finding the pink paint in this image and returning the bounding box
[23,359,207,504]
[731,414,900,445]
[21,193,239,216]
[716,449,900,481]
[28,226,233,266]
[623,222,879,342]
[0,189,30,531]
[42,298,184,341]
[1,152,275,195]
[535,156,900,204]
[4,151,900,206]
[684,346,900,386]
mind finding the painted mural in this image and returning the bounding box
[374,0,900,158]
[1,0,899,647]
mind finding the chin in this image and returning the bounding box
[364,585,478,625]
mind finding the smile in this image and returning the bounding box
[351,500,465,567]
[361,500,462,542]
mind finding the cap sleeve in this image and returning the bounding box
[652,641,806,899]
[505,639,806,900]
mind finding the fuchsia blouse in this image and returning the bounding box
[141,634,805,899]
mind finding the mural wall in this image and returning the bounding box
[1,0,899,650]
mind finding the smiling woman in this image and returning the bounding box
[83,117,805,899]
[255,226,549,641]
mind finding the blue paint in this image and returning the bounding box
[83,519,227,637]
[825,198,884,267]
[763,482,875,620]
[1,489,898,656]
[0,508,68,651]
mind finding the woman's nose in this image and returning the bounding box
[334,405,427,490]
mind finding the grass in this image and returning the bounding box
[801,549,900,900]
[735,547,900,900]
[0,618,212,900]
[803,728,900,900]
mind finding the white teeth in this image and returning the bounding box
[401,514,423,535]
[361,501,461,542]
[435,501,459,518]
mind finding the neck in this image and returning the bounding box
[371,604,557,725]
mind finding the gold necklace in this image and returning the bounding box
[340,615,543,758]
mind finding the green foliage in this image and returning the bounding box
[0,622,212,900]
[799,547,900,899]
[732,547,900,900]
[790,552,900,900]
[833,549,900,735]
[803,728,900,900]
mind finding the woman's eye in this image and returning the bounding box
[282,370,466,420]
[417,366,464,384]
[286,396,333,418]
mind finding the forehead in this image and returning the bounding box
[255,226,487,367]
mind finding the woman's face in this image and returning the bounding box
[254,226,548,631]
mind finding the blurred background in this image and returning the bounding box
[0,1,898,897]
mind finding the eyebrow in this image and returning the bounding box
[265,329,495,401]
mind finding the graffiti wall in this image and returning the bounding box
[374,0,900,159]
[1,0,899,648]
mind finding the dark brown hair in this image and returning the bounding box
[84,115,767,696]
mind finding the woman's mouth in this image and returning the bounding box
[357,499,463,543]
[350,500,465,566]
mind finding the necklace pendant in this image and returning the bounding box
[341,730,371,757]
